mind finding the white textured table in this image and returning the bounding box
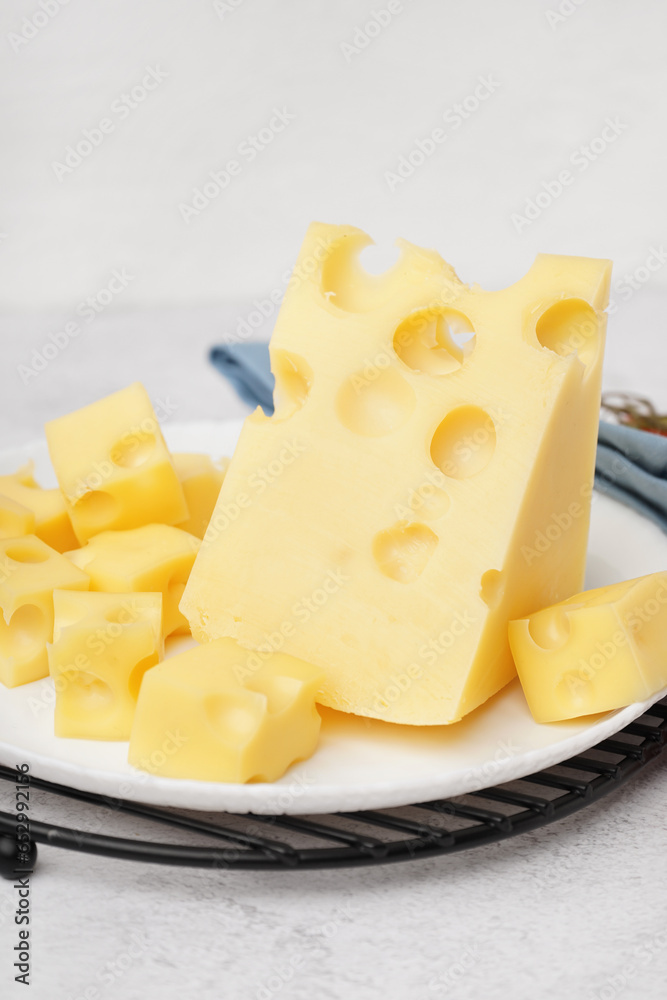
[1,298,666,1000]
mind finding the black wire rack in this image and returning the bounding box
[1,697,665,874]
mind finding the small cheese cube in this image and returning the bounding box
[45,383,188,544]
[0,536,89,687]
[128,638,323,783]
[173,453,229,539]
[66,524,200,636]
[0,494,36,540]
[509,572,667,722]
[48,590,163,740]
[0,463,78,552]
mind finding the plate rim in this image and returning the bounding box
[0,419,664,815]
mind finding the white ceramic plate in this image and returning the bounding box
[0,420,665,815]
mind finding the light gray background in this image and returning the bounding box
[0,0,666,308]
[1,2,667,998]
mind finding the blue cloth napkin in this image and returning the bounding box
[210,342,667,534]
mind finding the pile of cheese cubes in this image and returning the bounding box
[0,383,323,783]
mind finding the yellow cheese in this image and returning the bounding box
[67,524,199,637]
[44,383,188,544]
[128,638,322,782]
[181,222,611,725]
[0,494,36,540]
[509,572,667,722]
[48,590,163,740]
[173,453,229,539]
[0,463,78,552]
[0,535,89,687]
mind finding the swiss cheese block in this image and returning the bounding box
[174,453,229,539]
[0,463,78,552]
[44,383,188,544]
[181,223,612,725]
[48,590,163,739]
[0,535,89,687]
[509,572,667,722]
[0,494,36,540]
[66,524,199,636]
[128,638,322,782]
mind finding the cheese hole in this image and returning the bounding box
[480,570,504,608]
[394,308,475,375]
[73,490,118,528]
[110,432,157,469]
[0,604,48,659]
[4,543,49,564]
[247,674,302,715]
[336,367,416,437]
[205,694,264,744]
[128,653,159,701]
[321,237,404,312]
[535,299,600,370]
[373,521,438,583]
[66,672,113,711]
[358,244,401,275]
[430,406,496,479]
[271,349,313,420]
[527,608,571,650]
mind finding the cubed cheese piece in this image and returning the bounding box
[67,524,199,636]
[0,536,89,687]
[128,638,322,782]
[48,590,163,739]
[0,494,36,540]
[181,222,612,725]
[44,383,188,544]
[173,453,229,539]
[509,572,667,722]
[0,463,78,552]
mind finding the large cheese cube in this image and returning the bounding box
[48,590,163,739]
[128,638,323,782]
[509,573,667,722]
[174,453,229,539]
[0,536,89,687]
[0,463,78,552]
[67,524,199,636]
[45,383,188,544]
[0,495,36,540]
[181,222,612,725]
